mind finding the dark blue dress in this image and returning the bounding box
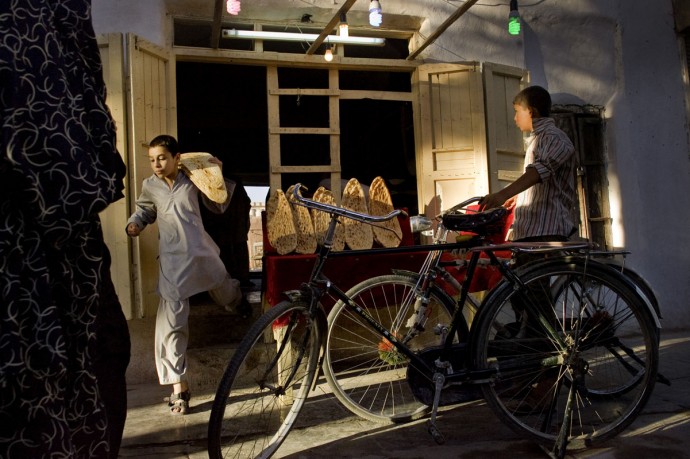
[0,1,129,457]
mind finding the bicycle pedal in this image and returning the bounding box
[408,343,479,406]
[426,420,446,445]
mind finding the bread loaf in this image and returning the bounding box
[341,178,373,250]
[369,176,403,248]
[286,185,317,254]
[179,152,227,203]
[266,189,297,255]
[311,186,345,251]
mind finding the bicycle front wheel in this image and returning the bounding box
[208,300,320,459]
[473,258,658,450]
[323,274,458,423]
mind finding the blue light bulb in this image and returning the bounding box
[369,1,382,27]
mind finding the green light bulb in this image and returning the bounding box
[508,16,521,35]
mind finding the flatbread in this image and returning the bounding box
[266,188,297,255]
[311,186,345,251]
[179,152,227,203]
[286,185,317,254]
[341,178,373,250]
[369,176,403,248]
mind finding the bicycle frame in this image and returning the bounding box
[290,185,658,456]
[291,189,593,387]
[210,185,661,459]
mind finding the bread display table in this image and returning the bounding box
[260,212,505,315]
[261,212,427,313]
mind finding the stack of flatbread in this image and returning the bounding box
[266,189,297,255]
[179,152,228,203]
[286,185,317,254]
[311,186,345,251]
[341,178,373,250]
[369,177,403,248]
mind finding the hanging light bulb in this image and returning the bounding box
[339,12,349,37]
[324,45,334,62]
[369,0,382,27]
[226,0,241,15]
[508,0,520,35]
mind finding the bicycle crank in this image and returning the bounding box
[406,343,483,406]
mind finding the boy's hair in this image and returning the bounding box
[513,85,552,118]
[148,134,180,155]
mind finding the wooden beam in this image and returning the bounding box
[175,46,420,72]
[210,0,224,49]
[340,89,413,101]
[271,165,340,174]
[269,88,341,96]
[305,0,359,55]
[407,0,480,60]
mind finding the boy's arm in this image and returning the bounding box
[126,182,157,235]
[479,167,540,210]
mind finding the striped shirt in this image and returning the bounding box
[511,117,576,240]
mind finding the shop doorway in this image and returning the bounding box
[175,61,417,276]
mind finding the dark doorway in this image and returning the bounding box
[176,61,417,212]
[176,62,268,186]
[176,61,418,280]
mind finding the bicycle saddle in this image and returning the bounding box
[441,207,508,235]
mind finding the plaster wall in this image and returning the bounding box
[92,0,690,328]
[93,0,167,46]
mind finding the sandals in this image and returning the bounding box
[168,390,191,415]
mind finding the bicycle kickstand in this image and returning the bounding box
[542,375,577,459]
[426,372,446,444]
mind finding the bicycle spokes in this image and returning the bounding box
[474,260,658,452]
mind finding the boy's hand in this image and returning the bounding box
[479,193,502,211]
[127,222,141,237]
[479,191,516,211]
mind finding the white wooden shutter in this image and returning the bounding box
[98,33,134,318]
[482,62,528,192]
[413,62,488,224]
[126,34,177,318]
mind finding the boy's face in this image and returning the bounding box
[513,103,533,133]
[148,146,179,180]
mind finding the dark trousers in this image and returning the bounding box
[512,235,569,334]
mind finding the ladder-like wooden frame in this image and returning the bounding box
[267,66,343,201]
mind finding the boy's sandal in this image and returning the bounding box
[168,390,191,415]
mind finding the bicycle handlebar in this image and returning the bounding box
[436,196,484,219]
[290,183,405,224]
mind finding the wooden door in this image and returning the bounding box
[98,33,133,318]
[482,63,528,193]
[126,34,177,318]
[413,63,488,223]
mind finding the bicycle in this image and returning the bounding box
[208,185,660,459]
[324,198,665,431]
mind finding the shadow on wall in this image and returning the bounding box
[522,21,547,87]
[551,93,588,106]
[520,21,594,108]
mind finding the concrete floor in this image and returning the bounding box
[119,329,690,459]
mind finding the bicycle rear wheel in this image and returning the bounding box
[550,270,659,398]
[323,274,458,423]
[208,300,320,459]
[472,258,658,450]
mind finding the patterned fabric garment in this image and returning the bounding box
[0,0,127,457]
[511,117,576,240]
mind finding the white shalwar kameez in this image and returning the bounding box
[127,172,240,384]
